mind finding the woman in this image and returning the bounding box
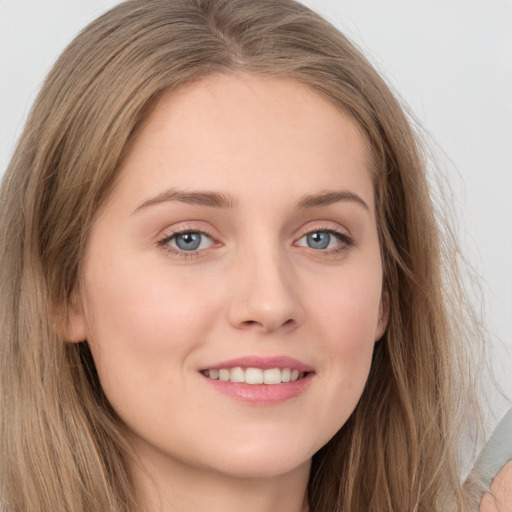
[0,0,507,510]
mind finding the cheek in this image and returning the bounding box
[81,259,222,391]
[313,260,384,347]
[322,288,377,388]
[306,265,382,428]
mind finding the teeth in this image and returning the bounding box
[202,367,307,385]
[230,367,245,383]
[219,369,230,382]
[263,368,281,384]
[246,367,264,384]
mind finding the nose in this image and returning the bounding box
[227,246,304,334]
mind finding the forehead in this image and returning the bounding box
[116,73,374,211]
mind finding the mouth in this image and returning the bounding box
[201,367,309,385]
[198,356,315,404]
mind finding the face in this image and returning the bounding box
[69,74,387,482]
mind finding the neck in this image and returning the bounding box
[131,451,311,512]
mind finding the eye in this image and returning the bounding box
[296,229,353,251]
[304,231,333,250]
[159,231,215,253]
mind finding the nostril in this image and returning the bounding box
[239,320,263,331]
[239,318,296,332]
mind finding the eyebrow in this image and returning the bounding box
[133,188,239,213]
[296,191,370,211]
[133,188,370,214]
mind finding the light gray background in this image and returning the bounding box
[1,1,511,423]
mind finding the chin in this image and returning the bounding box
[208,452,312,480]
[197,431,320,480]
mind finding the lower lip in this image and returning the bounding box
[202,373,314,404]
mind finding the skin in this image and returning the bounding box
[479,460,512,512]
[67,74,388,512]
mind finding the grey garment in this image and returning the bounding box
[466,408,512,495]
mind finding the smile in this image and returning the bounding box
[201,367,307,385]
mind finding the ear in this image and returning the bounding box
[52,292,88,343]
[374,290,389,342]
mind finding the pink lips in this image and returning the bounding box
[199,355,315,405]
[200,355,314,373]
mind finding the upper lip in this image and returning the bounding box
[199,355,315,372]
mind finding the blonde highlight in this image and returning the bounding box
[0,1,484,510]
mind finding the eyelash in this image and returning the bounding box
[157,226,354,259]
[295,227,355,254]
[157,228,216,259]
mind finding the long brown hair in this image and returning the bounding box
[0,0,483,510]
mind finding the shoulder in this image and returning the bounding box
[478,459,512,512]
[468,408,512,512]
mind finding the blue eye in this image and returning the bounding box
[296,229,352,251]
[163,231,213,252]
[306,231,332,250]
[174,232,202,250]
